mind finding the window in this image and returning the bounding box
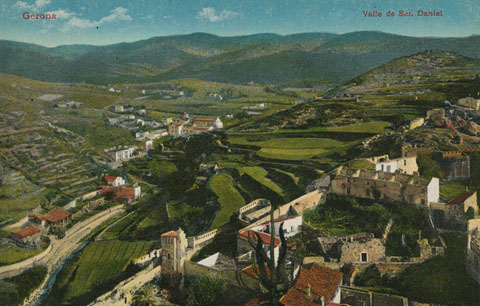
[421,199,425,205]
[361,252,368,262]
[347,188,351,195]
[404,160,407,166]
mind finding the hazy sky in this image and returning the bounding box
[0,0,479,47]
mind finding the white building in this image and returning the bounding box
[370,155,418,175]
[104,175,126,187]
[134,185,141,199]
[113,147,135,162]
[114,105,124,113]
[214,117,223,129]
[250,215,302,239]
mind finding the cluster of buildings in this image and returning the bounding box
[98,174,141,204]
[167,113,223,137]
[11,208,72,248]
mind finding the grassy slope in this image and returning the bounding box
[0,240,49,266]
[209,173,245,229]
[46,240,152,304]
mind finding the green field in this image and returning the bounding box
[209,173,246,229]
[44,240,152,305]
[228,136,358,161]
[100,199,170,241]
[0,240,49,266]
[2,266,48,306]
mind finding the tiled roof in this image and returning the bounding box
[279,264,343,306]
[13,226,40,239]
[238,230,281,247]
[103,175,118,183]
[242,265,271,280]
[98,186,135,202]
[194,118,216,122]
[43,208,71,223]
[448,191,476,206]
[162,231,177,238]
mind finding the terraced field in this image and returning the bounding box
[44,240,152,305]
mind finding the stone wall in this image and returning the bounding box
[183,261,260,290]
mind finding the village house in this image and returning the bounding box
[279,264,343,306]
[103,175,126,187]
[43,208,71,230]
[330,166,439,206]
[98,185,141,204]
[167,114,223,137]
[11,225,41,248]
[458,97,480,111]
[367,154,418,175]
[467,218,480,285]
[237,229,281,262]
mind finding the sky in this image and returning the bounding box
[0,0,479,47]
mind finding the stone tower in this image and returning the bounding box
[161,228,187,274]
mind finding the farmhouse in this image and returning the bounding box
[98,185,141,204]
[330,166,439,206]
[43,208,71,229]
[12,226,41,248]
[104,146,136,163]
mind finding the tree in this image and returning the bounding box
[187,275,227,306]
[248,206,301,305]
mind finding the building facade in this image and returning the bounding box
[330,167,439,206]
[161,229,188,274]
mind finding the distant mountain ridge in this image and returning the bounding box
[1,31,480,85]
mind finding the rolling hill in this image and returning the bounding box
[1,31,480,86]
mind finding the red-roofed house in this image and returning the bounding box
[103,175,125,187]
[237,229,282,263]
[43,208,71,229]
[279,264,343,306]
[98,185,141,204]
[12,226,41,247]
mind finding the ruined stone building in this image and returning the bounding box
[318,233,386,265]
[439,153,470,180]
[467,218,480,285]
[430,191,478,230]
[458,97,480,111]
[330,167,439,207]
